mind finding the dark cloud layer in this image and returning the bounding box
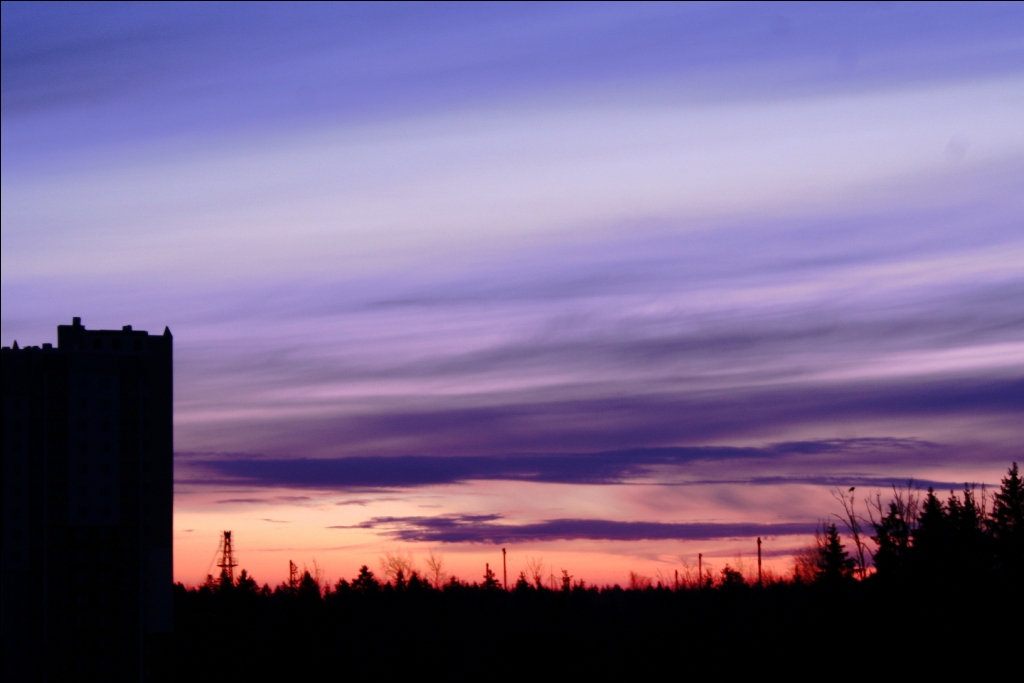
[178,374,1023,462]
[344,377,1020,452]
[183,437,989,491]
[342,514,818,544]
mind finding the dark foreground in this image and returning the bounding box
[164,465,1022,677]
[163,575,1019,678]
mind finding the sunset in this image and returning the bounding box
[2,2,1022,675]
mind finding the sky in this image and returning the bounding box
[3,2,1023,587]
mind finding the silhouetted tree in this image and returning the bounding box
[628,571,652,589]
[945,485,990,583]
[832,486,868,580]
[201,573,218,592]
[298,570,322,601]
[870,485,918,580]
[912,488,948,579]
[235,569,259,594]
[214,563,236,593]
[352,565,380,592]
[526,556,545,589]
[818,524,855,584]
[482,563,500,590]
[720,565,745,588]
[990,462,1024,579]
[406,571,428,592]
[380,550,416,585]
[793,544,819,584]
[425,550,447,588]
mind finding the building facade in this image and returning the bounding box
[2,318,173,681]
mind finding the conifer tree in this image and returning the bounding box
[298,571,322,601]
[236,569,259,594]
[352,565,380,592]
[912,488,947,579]
[990,462,1023,578]
[869,487,918,580]
[818,524,855,583]
[948,485,991,582]
[482,563,500,590]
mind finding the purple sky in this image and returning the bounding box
[3,2,1022,585]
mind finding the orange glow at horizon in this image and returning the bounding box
[172,459,1011,588]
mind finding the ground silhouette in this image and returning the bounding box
[163,464,1022,676]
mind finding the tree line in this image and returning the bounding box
[163,464,1022,676]
[795,462,1022,586]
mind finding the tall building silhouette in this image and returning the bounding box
[2,318,173,681]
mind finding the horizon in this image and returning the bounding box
[3,2,1022,586]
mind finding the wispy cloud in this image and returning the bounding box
[215,495,311,505]
[182,437,992,491]
[343,514,818,544]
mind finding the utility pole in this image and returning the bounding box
[289,560,298,591]
[675,569,679,591]
[502,547,507,590]
[216,530,237,584]
[698,553,702,588]
[757,537,762,586]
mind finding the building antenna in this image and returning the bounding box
[216,530,237,584]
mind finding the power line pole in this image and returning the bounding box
[698,553,702,588]
[289,560,298,591]
[502,548,507,590]
[757,537,762,586]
